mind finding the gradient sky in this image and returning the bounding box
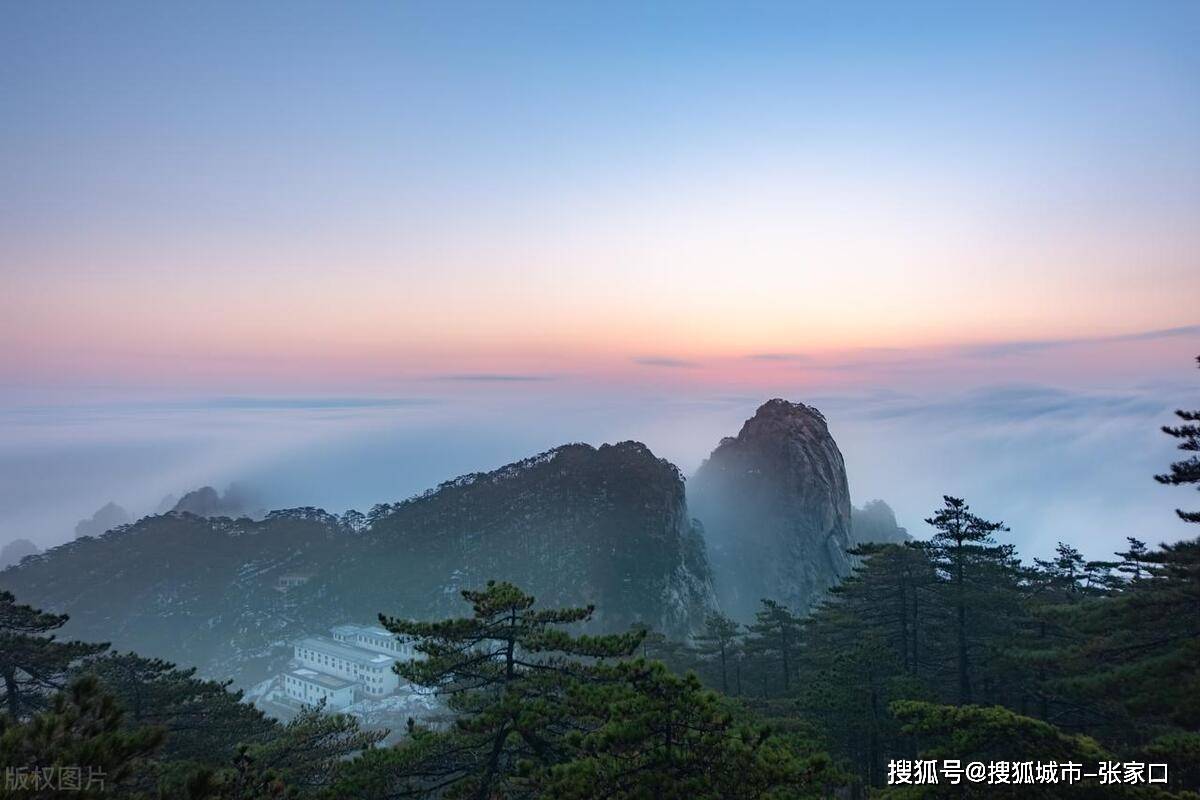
[2,2,1199,557]
[3,0,1199,393]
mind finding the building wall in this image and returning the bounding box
[293,638,401,698]
[332,625,417,660]
[283,674,355,710]
[294,643,361,682]
[357,661,400,696]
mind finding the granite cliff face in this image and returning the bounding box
[0,441,716,686]
[689,399,854,620]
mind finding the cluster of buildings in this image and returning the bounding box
[280,623,418,711]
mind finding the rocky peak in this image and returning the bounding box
[851,499,910,546]
[0,538,40,570]
[733,399,832,450]
[172,483,263,519]
[750,397,826,422]
[74,501,132,539]
[689,399,853,620]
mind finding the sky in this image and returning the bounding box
[1,2,1198,558]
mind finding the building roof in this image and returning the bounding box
[331,623,394,640]
[287,668,356,691]
[295,635,395,666]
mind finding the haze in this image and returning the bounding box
[2,2,1198,558]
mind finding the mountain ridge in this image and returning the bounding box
[0,438,716,686]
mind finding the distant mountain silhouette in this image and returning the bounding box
[850,499,910,546]
[74,501,131,539]
[0,538,40,570]
[172,482,263,518]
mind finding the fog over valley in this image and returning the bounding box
[3,331,1193,563]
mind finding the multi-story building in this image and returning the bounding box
[283,668,357,710]
[331,623,417,660]
[291,629,404,700]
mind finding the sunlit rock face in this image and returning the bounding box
[689,399,854,621]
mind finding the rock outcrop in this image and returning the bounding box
[0,538,40,570]
[172,483,263,519]
[74,501,131,539]
[689,399,854,620]
[850,499,910,547]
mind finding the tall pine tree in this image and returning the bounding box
[693,613,741,695]
[745,600,803,696]
[0,591,107,719]
[378,580,642,799]
[923,497,1020,705]
[1155,355,1200,523]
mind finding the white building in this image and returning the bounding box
[283,668,357,710]
[293,634,401,698]
[331,623,417,660]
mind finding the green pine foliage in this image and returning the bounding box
[375,580,643,799]
[85,653,277,765]
[0,591,108,719]
[1155,356,1200,524]
[362,581,836,799]
[0,675,163,799]
[923,496,1021,706]
[1039,538,1200,743]
[535,660,835,799]
[693,612,742,694]
[744,600,803,696]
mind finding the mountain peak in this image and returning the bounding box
[744,398,828,432]
[755,397,825,419]
[689,399,853,620]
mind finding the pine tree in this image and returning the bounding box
[86,652,277,765]
[244,702,384,792]
[1154,355,1200,523]
[923,497,1018,705]
[880,701,1114,799]
[1116,537,1149,582]
[0,591,108,719]
[745,600,803,696]
[162,752,292,800]
[693,613,741,694]
[1031,542,1096,599]
[625,622,692,672]
[1048,538,1200,743]
[837,543,940,679]
[791,543,940,786]
[534,660,834,799]
[0,675,163,799]
[378,580,643,799]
